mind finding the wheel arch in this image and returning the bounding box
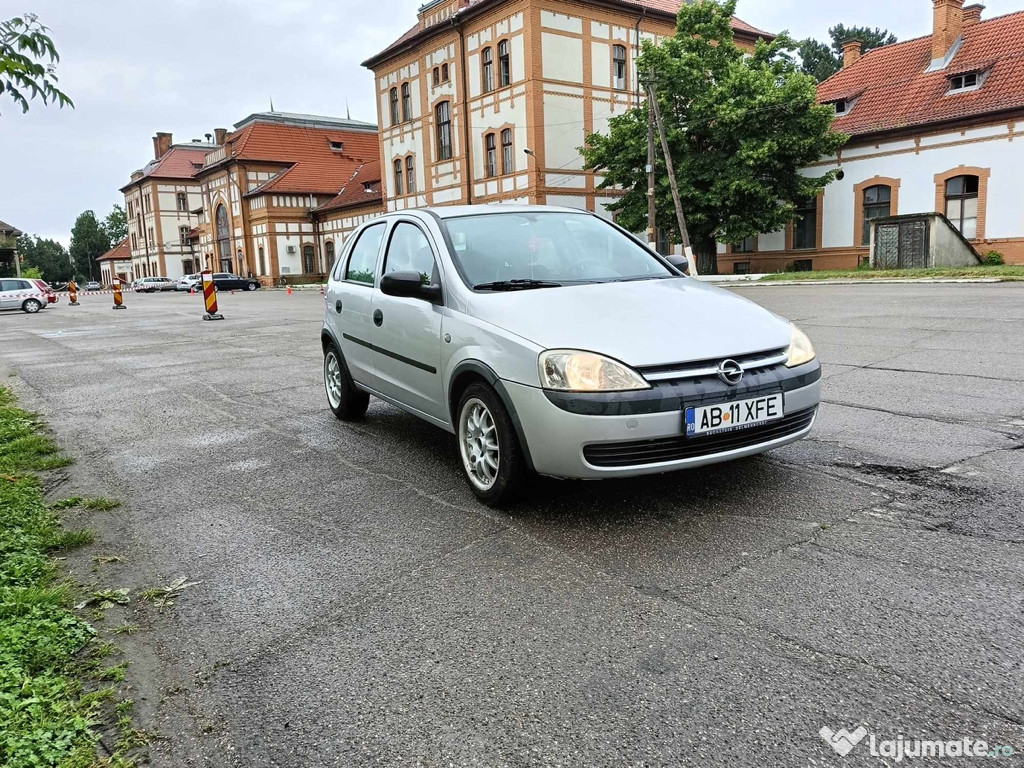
[448,360,536,473]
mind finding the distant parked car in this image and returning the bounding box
[31,279,59,304]
[134,277,175,293]
[83,281,102,291]
[211,273,260,291]
[176,274,201,292]
[0,278,50,313]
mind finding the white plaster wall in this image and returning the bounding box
[546,194,588,211]
[542,33,583,83]
[542,93,585,171]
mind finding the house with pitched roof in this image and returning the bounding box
[96,238,133,286]
[717,0,1024,274]
[312,161,384,271]
[192,112,380,282]
[362,0,771,218]
[121,134,216,280]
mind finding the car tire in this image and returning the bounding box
[22,299,42,314]
[456,382,525,507]
[323,342,369,421]
[246,282,258,291]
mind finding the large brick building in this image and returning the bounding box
[719,0,1024,273]
[362,0,769,218]
[191,112,381,283]
[121,134,213,280]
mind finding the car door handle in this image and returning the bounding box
[335,300,343,314]
[373,309,383,327]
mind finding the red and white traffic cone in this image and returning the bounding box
[286,285,293,295]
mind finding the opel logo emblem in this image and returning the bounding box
[717,359,744,386]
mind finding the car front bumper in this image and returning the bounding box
[503,365,821,480]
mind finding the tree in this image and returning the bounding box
[1,13,72,115]
[16,233,73,281]
[69,211,110,281]
[581,0,847,274]
[799,25,897,82]
[103,204,127,243]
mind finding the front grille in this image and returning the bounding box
[635,347,788,383]
[583,407,817,468]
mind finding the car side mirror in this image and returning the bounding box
[380,270,442,303]
[667,255,690,275]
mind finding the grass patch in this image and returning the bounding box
[759,264,1024,282]
[0,387,140,767]
[50,496,121,512]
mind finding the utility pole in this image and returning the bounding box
[647,81,699,276]
[647,95,657,252]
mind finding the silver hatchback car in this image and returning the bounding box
[321,206,820,505]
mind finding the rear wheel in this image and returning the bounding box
[246,282,258,291]
[457,383,525,506]
[324,342,369,420]
[22,299,42,314]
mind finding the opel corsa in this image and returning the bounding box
[321,206,820,505]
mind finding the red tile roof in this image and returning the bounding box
[315,161,383,214]
[122,146,210,191]
[820,10,1024,138]
[213,120,380,197]
[364,0,770,67]
[96,238,131,262]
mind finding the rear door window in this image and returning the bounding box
[345,223,386,285]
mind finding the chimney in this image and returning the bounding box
[152,132,172,159]
[962,4,984,27]
[842,39,863,68]
[214,128,228,145]
[932,0,965,61]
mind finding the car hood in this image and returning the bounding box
[467,278,791,367]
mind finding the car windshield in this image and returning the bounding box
[440,212,674,289]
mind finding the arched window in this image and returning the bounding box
[436,101,452,160]
[482,47,494,93]
[389,87,399,126]
[176,192,188,212]
[485,133,497,177]
[302,244,316,274]
[945,175,979,238]
[393,158,404,195]
[215,204,231,272]
[498,40,510,87]
[258,246,266,276]
[612,45,627,90]
[325,241,335,272]
[406,156,416,194]
[501,128,513,175]
[441,63,449,82]
[433,67,440,87]
[862,185,892,245]
[236,249,244,276]
[401,82,412,122]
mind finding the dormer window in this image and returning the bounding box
[833,97,857,116]
[329,140,344,152]
[948,71,983,93]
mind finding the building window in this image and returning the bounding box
[791,259,813,272]
[498,40,510,87]
[433,67,440,87]
[236,249,245,275]
[945,175,979,238]
[325,241,335,272]
[613,45,627,90]
[501,128,513,175]
[401,82,412,122]
[793,197,817,250]
[733,236,756,254]
[734,262,751,275]
[176,192,188,212]
[302,245,316,274]
[482,47,494,93]
[215,204,230,272]
[862,185,892,245]
[441,63,449,82]
[949,72,980,92]
[393,159,404,196]
[484,133,497,177]
[131,232,137,249]
[436,101,452,160]
[389,87,399,126]
[406,156,416,194]
[258,246,266,276]
[179,225,190,245]
[147,227,154,248]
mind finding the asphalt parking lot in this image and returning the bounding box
[1,283,1022,767]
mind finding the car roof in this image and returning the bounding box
[386,204,594,221]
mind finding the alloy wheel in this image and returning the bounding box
[324,351,343,409]
[459,397,500,491]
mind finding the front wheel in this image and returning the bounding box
[22,299,42,314]
[457,383,526,506]
[246,282,258,291]
[324,343,369,420]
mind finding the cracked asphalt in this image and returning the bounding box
[1,282,1022,767]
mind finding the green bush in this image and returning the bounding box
[983,250,1005,265]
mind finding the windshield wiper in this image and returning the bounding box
[474,279,562,291]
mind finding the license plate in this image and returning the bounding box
[685,393,784,437]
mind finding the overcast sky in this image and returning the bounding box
[2,0,1021,245]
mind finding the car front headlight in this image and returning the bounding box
[785,324,816,368]
[539,350,650,392]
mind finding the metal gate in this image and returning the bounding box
[875,219,929,269]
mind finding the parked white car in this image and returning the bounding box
[133,277,176,293]
[176,274,201,291]
[0,278,50,313]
